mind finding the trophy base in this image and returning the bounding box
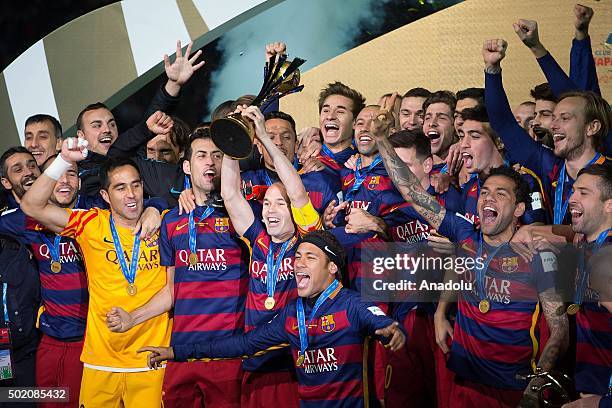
[210,116,254,159]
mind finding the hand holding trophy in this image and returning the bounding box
[210,47,306,159]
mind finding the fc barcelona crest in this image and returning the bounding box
[320,314,336,333]
[501,257,519,273]
[368,176,380,189]
[215,217,230,233]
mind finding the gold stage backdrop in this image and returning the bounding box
[281,0,611,130]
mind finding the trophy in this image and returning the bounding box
[516,369,575,407]
[210,53,306,159]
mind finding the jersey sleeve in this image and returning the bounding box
[59,208,99,239]
[569,37,601,95]
[437,211,477,243]
[532,250,558,294]
[485,71,560,180]
[352,298,395,337]
[519,172,549,225]
[536,52,578,95]
[159,213,175,267]
[173,307,290,362]
[241,219,266,247]
[0,209,28,243]
[143,197,169,213]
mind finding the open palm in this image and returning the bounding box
[164,40,205,86]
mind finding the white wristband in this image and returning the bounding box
[45,154,73,181]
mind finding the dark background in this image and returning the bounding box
[1,0,460,131]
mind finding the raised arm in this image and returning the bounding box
[570,4,600,94]
[370,106,446,230]
[242,106,309,208]
[220,155,255,237]
[483,39,554,174]
[513,19,579,96]
[21,138,88,233]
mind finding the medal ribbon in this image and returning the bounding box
[296,279,340,361]
[344,155,383,202]
[109,215,141,286]
[320,144,338,163]
[2,283,8,324]
[265,236,297,299]
[40,234,62,264]
[554,153,601,224]
[475,234,505,304]
[183,175,191,190]
[263,159,300,187]
[573,228,609,306]
[188,206,215,256]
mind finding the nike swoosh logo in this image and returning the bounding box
[169,187,183,195]
[103,237,114,243]
[324,245,336,256]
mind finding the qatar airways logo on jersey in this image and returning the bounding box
[105,249,160,270]
[301,347,339,374]
[464,267,512,304]
[37,241,83,263]
[393,219,431,243]
[177,249,227,271]
[250,258,294,282]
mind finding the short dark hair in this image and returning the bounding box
[318,81,366,119]
[211,100,235,121]
[169,116,191,154]
[76,102,110,130]
[302,230,346,270]
[403,87,432,99]
[577,163,612,201]
[460,105,489,123]
[483,166,530,205]
[24,114,63,139]
[264,111,296,135]
[558,90,611,153]
[456,87,484,105]
[423,90,457,115]
[184,126,213,162]
[389,130,432,161]
[530,83,557,103]
[0,147,35,178]
[99,157,141,191]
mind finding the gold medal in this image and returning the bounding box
[295,354,305,367]
[126,284,137,296]
[50,261,62,273]
[264,297,275,310]
[189,252,198,265]
[478,299,490,314]
[567,303,580,315]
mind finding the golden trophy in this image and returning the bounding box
[210,53,306,159]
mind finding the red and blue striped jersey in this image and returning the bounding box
[173,285,395,408]
[439,211,557,390]
[317,145,357,171]
[460,169,549,226]
[159,205,249,346]
[0,208,87,340]
[241,168,339,216]
[574,232,612,395]
[241,220,298,372]
[339,160,396,214]
[380,185,463,243]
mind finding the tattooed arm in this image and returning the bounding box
[518,287,569,406]
[370,109,446,230]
